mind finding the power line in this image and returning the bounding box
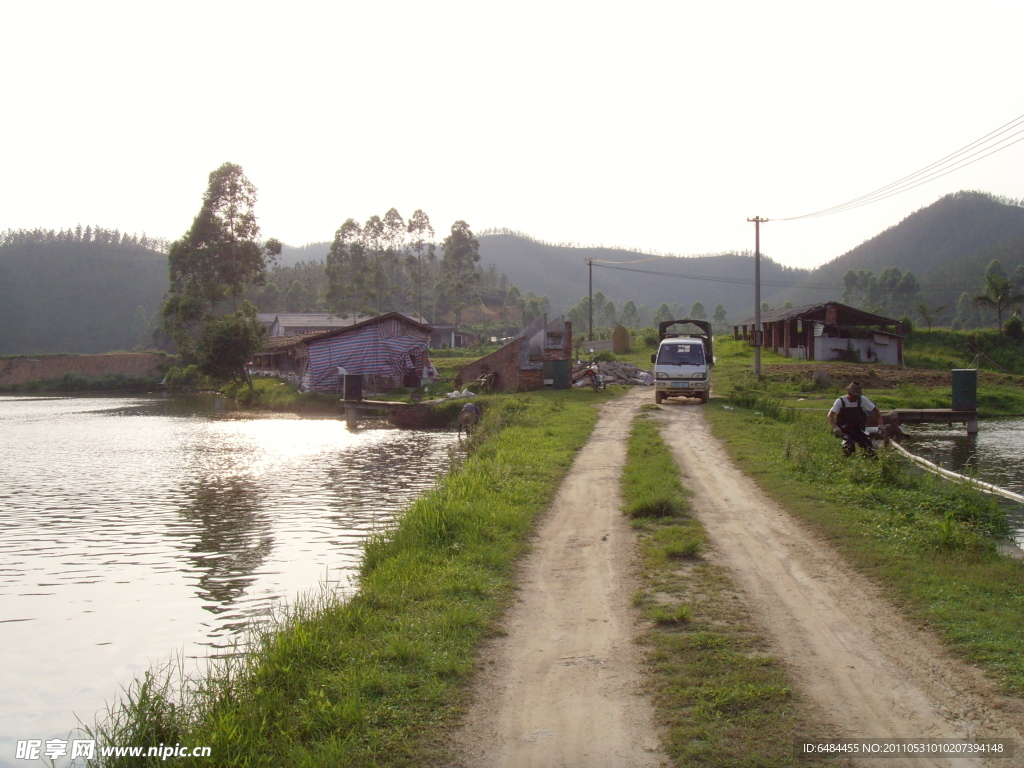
[779,112,1024,221]
[592,261,959,293]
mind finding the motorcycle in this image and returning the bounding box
[580,361,605,392]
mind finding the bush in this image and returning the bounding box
[1005,314,1023,341]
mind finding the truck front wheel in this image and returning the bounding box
[655,391,664,405]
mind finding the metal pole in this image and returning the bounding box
[588,258,593,341]
[747,217,768,376]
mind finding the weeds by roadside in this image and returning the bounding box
[707,403,1024,695]
[622,414,836,767]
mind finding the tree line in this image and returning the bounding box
[841,259,1024,334]
[0,226,170,252]
[563,293,732,336]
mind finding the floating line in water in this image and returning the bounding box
[891,442,1024,505]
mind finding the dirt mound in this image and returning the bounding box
[0,353,172,386]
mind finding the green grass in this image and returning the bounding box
[622,414,836,767]
[705,403,1024,695]
[89,388,614,767]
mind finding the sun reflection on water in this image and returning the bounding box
[0,394,459,760]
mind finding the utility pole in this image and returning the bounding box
[747,217,768,376]
[587,258,594,341]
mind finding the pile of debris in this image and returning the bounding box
[572,360,654,387]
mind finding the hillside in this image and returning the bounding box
[773,191,1024,307]
[0,231,168,354]
[475,234,808,318]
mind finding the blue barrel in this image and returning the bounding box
[951,369,976,411]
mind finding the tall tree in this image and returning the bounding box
[325,218,368,317]
[619,300,641,328]
[951,292,980,331]
[713,304,728,332]
[163,162,280,366]
[439,221,480,330]
[690,301,707,321]
[652,303,673,325]
[406,209,436,321]
[363,215,386,313]
[382,208,407,310]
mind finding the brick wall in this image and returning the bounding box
[455,339,522,392]
[454,321,573,393]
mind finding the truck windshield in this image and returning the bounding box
[657,343,705,366]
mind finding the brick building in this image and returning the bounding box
[734,302,904,365]
[456,315,573,392]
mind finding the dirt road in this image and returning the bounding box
[452,388,661,767]
[452,392,1024,767]
[656,403,1024,768]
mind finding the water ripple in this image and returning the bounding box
[0,393,458,760]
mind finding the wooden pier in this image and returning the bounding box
[886,408,979,435]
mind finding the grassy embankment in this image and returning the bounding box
[621,409,837,767]
[716,331,1024,416]
[698,338,1024,695]
[91,387,617,768]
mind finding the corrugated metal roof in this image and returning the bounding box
[737,301,899,327]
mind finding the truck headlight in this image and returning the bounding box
[692,373,705,380]
[656,372,668,380]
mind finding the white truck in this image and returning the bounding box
[651,319,713,405]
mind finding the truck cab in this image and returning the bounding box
[651,319,713,404]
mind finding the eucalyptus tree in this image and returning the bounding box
[599,300,617,328]
[713,304,728,332]
[652,303,673,325]
[619,300,641,328]
[382,208,408,310]
[440,220,480,330]
[162,162,280,379]
[406,209,436,320]
[325,218,368,317]
[363,215,387,313]
[690,301,707,321]
[504,284,523,324]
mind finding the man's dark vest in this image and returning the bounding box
[835,397,867,431]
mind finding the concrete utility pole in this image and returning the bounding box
[587,258,594,341]
[747,217,768,376]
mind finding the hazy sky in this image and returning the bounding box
[3,1,1023,269]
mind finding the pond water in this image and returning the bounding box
[900,417,1024,545]
[0,394,458,766]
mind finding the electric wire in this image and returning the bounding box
[778,112,1024,221]
[592,261,957,292]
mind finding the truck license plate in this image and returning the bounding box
[672,382,689,388]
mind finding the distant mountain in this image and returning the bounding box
[771,191,1024,308]
[279,242,329,267]
[475,233,808,320]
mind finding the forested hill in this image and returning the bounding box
[0,228,168,354]
[475,232,808,316]
[771,191,1024,306]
